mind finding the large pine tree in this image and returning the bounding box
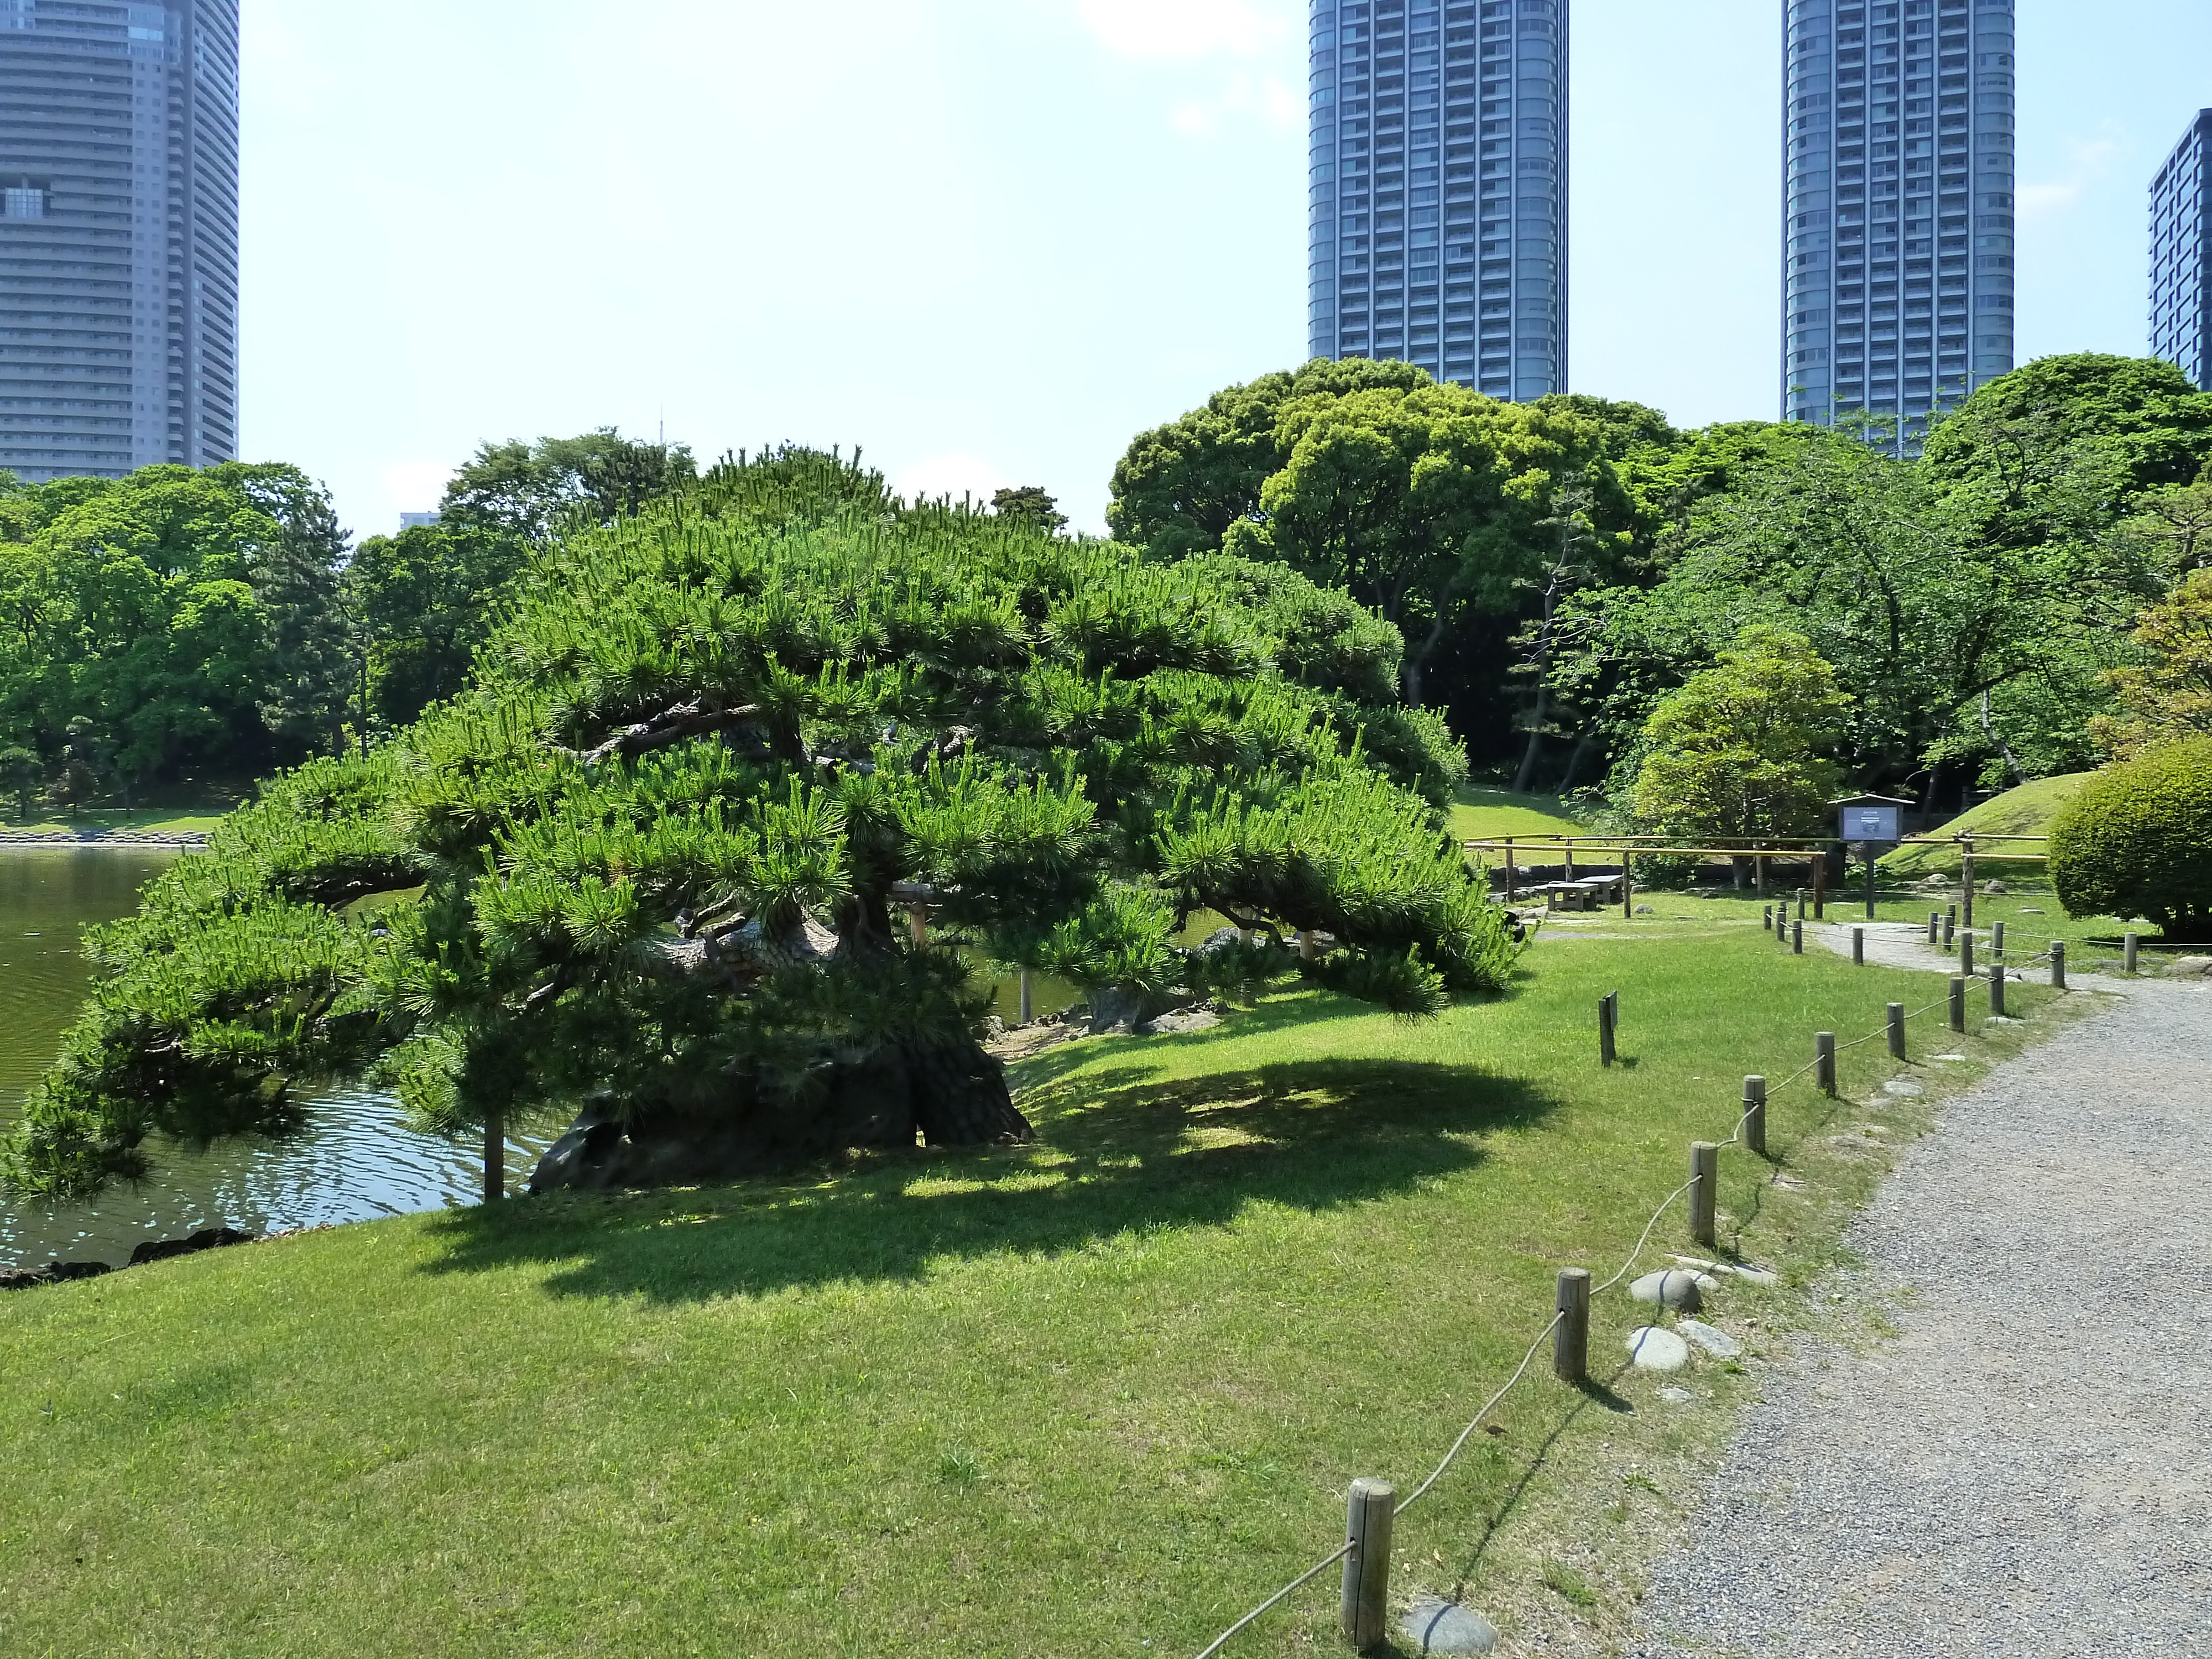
[4,450,1516,1202]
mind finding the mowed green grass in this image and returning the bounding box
[1879,773,2089,879]
[1,806,228,838]
[1448,786,1584,843]
[0,924,2073,1657]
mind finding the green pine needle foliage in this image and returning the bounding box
[3,447,1516,1199]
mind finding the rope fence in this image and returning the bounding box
[1187,906,2065,1657]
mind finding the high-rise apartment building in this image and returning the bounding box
[1782,0,2016,447]
[0,1,239,482]
[2150,111,2212,391]
[1308,0,1567,401]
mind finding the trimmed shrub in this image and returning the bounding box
[2049,738,2212,938]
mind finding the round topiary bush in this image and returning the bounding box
[2049,738,2212,939]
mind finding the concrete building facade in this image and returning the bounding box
[0,0,239,481]
[2150,110,2212,391]
[1782,0,2016,448]
[1308,0,1567,400]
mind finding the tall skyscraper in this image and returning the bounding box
[2150,111,2212,391]
[1308,0,1568,401]
[0,1,239,482]
[1782,0,2016,448]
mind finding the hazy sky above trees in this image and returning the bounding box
[239,0,2212,539]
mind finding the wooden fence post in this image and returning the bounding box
[1992,920,2006,963]
[1599,993,1619,1067]
[1554,1269,1590,1384]
[1755,853,1768,896]
[1943,906,1956,948]
[1504,838,1517,904]
[1793,920,1804,955]
[1816,1032,1838,1096]
[1690,1141,1719,1247]
[1888,1003,1907,1061]
[1623,855,1635,921]
[1763,903,1773,933]
[1949,976,1967,1033]
[2052,942,2067,990]
[1928,911,1940,946]
[1743,1074,1768,1157]
[908,905,930,946]
[1798,888,1809,922]
[1960,932,1975,977]
[1342,1479,1395,1650]
[1853,926,1866,966]
[1990,967,2007,1018]
[2125,931,2140,975]
[1813,851,1827,919]
[1962,837,1976,930]
[1564,840,1576,883]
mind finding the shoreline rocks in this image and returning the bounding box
[2,1224,253,1290]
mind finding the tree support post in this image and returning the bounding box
[1816,1032,1838,1097]
[1743,1074,1768,1157]
[1623,855,1635,921]
[1554,1268,1591,1384]
[1342,1479,1396,1651]
[1504,838,1517,904]
[2052,942,2067,990]
[1690,1141,1719,1248]
[1949,977,1968,1033]
[1888,1003,1907,1061]
[1298,930,1317,962]
[908,905,930,946]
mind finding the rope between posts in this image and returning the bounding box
[1190,935,2062,1657]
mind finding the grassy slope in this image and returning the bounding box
[0,807,227,837]
[1449,786,1585,843]
[0,922,2077,1658]
[1879,773,2088,878]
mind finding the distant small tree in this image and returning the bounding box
[990,486,1066,535]
[1629,627,1848,857]
[0,743,37,820]
[2095,568,2212,757]
[440,430,696,544]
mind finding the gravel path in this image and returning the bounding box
[1627,968,2212,1657]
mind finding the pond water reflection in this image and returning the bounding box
[0,849,550,1271]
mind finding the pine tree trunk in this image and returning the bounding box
[907,1037,1032,1147]
[483,1107,505,1203]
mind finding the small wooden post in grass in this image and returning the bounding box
[1992,920,2006,963]
[1960,932,1975,977]
[1743,1075,1768,1157]
[1342,1479,1395,1650]
[1763,903,1773,933]
[1853,926,1866,965]
[1928,911,1941,946]
[1554,1268,1591,1384]
[1962,837,1976,930]
[1793,920,1805,954]
[1990,967,2007,1018]
[1817,1032,1838,1096]
[1504,838,1517,903]
[1950,976,1968,1032]
[1888,1003,1907,1061]
[1599,993,1619,1067]
[1019,968,1035,1025]
[1799,888,1809,922]
[1689,1141,1719,1246]
[1944,906,1957,948]
[2052,942,2067,990]
[2125,932,2140,975]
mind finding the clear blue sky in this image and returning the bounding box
[239,1,2212,539]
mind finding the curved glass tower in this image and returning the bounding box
[1308,0,1567,400]
[1783,0,2015,450]
[0,0,239,481]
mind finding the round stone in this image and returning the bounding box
[1628,1326,1690,1371]
[1659,1385,1695,1404]
[1676,1319,1744,1359]
[1400,1597,1499,1654]
[1630,1269,1714,1312]
[1883,1078,1926,1097]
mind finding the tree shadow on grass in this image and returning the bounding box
[415,1055,1562,1305]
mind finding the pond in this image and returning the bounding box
[0,851,1087,1272]
[0,849,554,1272]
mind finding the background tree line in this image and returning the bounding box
[1107,352,2212,821]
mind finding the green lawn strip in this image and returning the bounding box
[2,806,228,838]
[1878,773,2088,879]
[1448,786,1584,844]
[0,930,2077,1657]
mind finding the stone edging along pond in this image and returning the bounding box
[0,831,209,846]
[0,1224,321,1290]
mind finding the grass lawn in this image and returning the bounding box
[1878,773,2089,880]
[0,922,2083,1657]
[1448,786,1585,843]
[1,806,228,838]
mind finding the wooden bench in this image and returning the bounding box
[1536,876,1625,912]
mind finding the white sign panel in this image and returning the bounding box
[1843,805,1902,844]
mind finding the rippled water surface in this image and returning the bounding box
[0,849,549,1270]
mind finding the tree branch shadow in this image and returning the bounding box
[414,1053,1562,1305]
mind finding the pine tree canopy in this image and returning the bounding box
[3,449,1517,1202]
